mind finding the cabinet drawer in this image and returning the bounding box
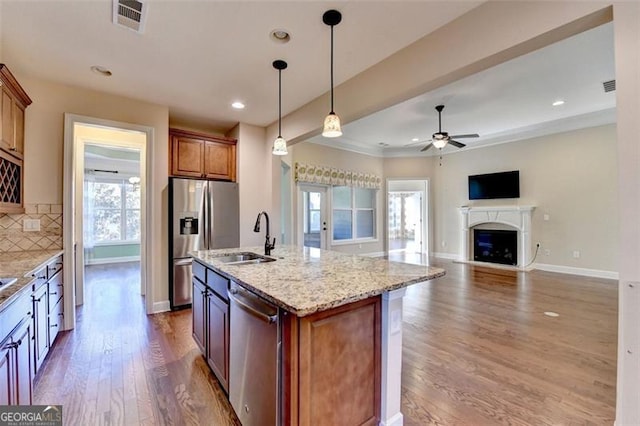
[207,269,229,302]
[49,297,63,345]
[193,260,206,284]
[46,256,63,280]
[47,273,63,314]
[30,267,47,291]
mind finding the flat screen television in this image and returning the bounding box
[468,170,520,200]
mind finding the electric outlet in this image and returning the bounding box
[544,249,551,256]
[543,214,550,221]
[358,244,362,249]
[573,250,580,259]
[441,240,447,248]
[23,218,41,232]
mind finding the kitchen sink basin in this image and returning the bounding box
[216,252,276,265]
[0,277,17,290]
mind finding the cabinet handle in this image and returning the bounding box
[50,292,58,296]
[32,296,43,302]
[50,324,58,329]
[33,274,46,280]
[9,147,16,151]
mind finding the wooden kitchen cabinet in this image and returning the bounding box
[0,291,33,406]
[169,128,236,181]
[0,64,32,214]
[31,254,64,376]
[281,296,382,426]
[192,259,230,392]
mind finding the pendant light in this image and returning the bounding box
[272,59,288,156]
[322,9,342,138]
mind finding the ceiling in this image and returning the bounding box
[308,22,616,157]
[0,0,480,131]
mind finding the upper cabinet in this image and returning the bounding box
[169,128,237,181]
[0,64,32,214]
[0,65,31,158]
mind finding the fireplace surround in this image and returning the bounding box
[459,205,535,269]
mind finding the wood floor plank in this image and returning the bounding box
[33,259,616,425]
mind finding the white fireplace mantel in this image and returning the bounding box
[458,205,536,268]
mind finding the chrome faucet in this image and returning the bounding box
[254,211,275,256]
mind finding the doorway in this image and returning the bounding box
[63,114,153,329]
[387,179,429,259]
[298,185,328,249]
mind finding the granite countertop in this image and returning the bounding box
[0,249,64,310]
[191,245,446,316]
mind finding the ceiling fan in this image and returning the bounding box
[419,105,479,152]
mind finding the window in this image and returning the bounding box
[88,179,140,243]
[332,186,376,242]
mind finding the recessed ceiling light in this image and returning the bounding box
[412,138,419,142]
[231,101,245,110]
[270,29,291,44]
[90,65,112,77]
[552,100,565,106]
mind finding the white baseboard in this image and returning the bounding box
[380,413,404,426]
[433,252,460,261]
[85,256,140,265]
[152,300,171,313]
[533,263,619,280]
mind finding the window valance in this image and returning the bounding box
[295,162,381,189]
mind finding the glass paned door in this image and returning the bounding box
[300,186,328,249]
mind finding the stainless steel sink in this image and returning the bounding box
[0,277,17,290]
[216,252,276,266]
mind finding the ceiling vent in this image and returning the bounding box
[603,79,616,93]
[113,0,147,33]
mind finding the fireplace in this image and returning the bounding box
[473,229,518,265]
[458,205,535,269]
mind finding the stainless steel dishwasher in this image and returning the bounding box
[228,281,280,426]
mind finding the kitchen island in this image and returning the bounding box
[191,245,445,426]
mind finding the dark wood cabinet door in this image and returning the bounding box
[192,278,206,353]
[206,292,229,392]
[203,141,236,181]
[0,341,12,405]
[171,136,204,177]
[13,320,33,405]
[32,284,49,375]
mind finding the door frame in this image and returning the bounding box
[63,114,154,328]
[386,179,430,256]
[297,184,329,249]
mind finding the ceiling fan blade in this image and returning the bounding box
[449,140,466,148]
[449,133,479,139]
[420,143,434,152]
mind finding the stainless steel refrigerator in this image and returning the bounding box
[169,177,239,309]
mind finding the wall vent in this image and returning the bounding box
[603,79,616,93]
[113,0,147,33]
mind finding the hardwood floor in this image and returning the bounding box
[34,259,617,425]
[33,262,239,426]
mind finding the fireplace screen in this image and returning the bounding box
[473,229,517,266]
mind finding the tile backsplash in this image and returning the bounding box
[0,204,63,252]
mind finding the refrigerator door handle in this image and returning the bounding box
[174,258,192,266]
[203,181,210,250]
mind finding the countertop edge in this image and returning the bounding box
[192,251,447,317]
[0,249,64,311]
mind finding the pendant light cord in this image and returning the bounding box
[278,68,282,137]
[330,24,334,114]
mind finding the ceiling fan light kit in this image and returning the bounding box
[272,59,289,156]
[420,104,479,153]
[322,9,343,138]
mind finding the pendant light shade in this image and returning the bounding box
[322,9,342,138]
[272,59,288,156]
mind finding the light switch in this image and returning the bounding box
[543,214,550,221]
[23,218,41,232]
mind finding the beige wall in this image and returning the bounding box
[418,124,618,273]
[228,123,271,247]
[18,74,170,307]
[289,142,384,254]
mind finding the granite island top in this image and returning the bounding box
[0,249,64,310]
[191,245,446,316]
